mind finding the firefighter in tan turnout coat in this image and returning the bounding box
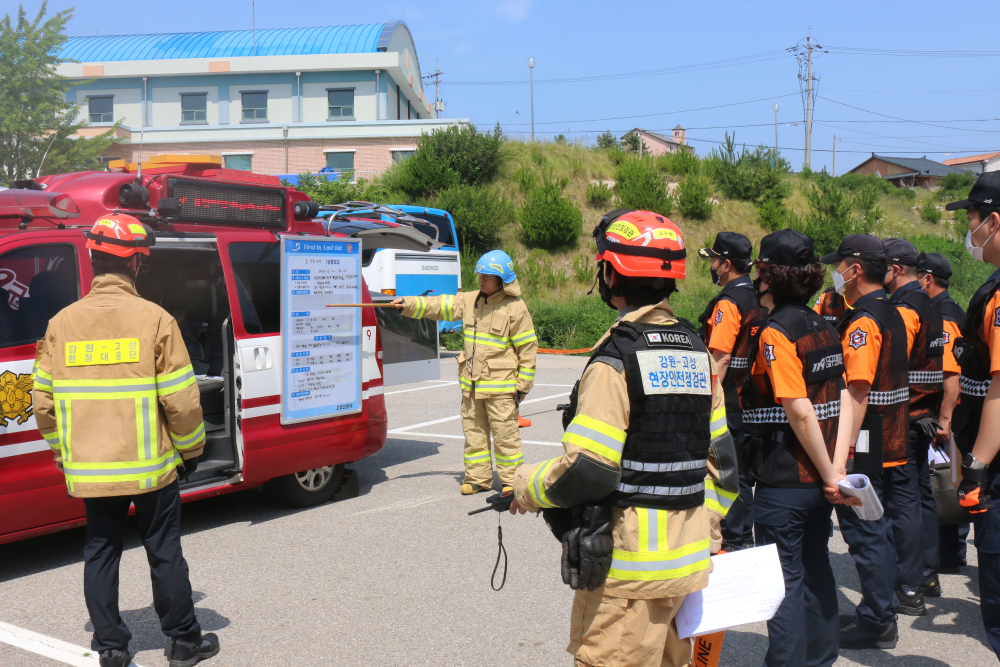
[393,249,537,494]
[32,215,220,667]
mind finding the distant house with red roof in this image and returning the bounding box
[942,152,1000,176]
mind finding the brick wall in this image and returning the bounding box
[103,136,418,176]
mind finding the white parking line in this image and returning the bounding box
[396,432,562,447]
[385,381,457,395]
[388,392,569,434]
[0,621,144,667]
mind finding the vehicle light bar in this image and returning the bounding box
[0,189,81,220]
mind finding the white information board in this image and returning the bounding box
[280,236,362,424]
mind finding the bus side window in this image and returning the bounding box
[0,245,79,347]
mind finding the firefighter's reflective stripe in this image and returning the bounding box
[52,378,157,398]
[464,449,491,465]
[608,538,712,581]
[511,329,537,347]
[518,366,535,381]
[463,329,511,349]
[40,429,61,450]
[440,295,456,321]
[562,414,627,464]
[32,368,53,392]
[495,451,524,467]
[475,379,517,393]
[57,399,72,463]
[459,376,473,391]
[134,396,156,461]
[637,507,670,553]
[704,479,737,516]
[528,457,560,508]
[412,296,430,319]
[170,422,206,451]
[62,450,181,485]
[710,405,728,439]
[156,364,196,396]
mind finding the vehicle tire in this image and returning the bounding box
[265,463,345,508]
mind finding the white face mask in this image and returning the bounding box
[967,215,997,262]
[833,265,855,296]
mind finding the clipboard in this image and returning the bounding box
[851,414,884,474]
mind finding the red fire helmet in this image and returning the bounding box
[85,213,154,258]
[593,209,686,280]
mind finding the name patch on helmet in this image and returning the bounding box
[605,221,639,240]
[636,350,711,395]
[643,331,693,349]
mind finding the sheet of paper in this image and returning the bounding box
[675,544,786,639]
[837,474,885,521]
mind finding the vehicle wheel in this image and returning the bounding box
[265,463,345,508]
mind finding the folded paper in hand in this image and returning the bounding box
[675,544,786,639]
[837,474,884,521]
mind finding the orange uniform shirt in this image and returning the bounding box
[752,327,807,400]
[841,315,883,385]
[705,298,742,355]
[942,318,961,374]
[895,304,920,358]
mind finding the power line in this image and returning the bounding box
[818,95,1000,134]
[825,46,1000,57]
[531,92,801,126]
[443,50,790,86]
[683,136,994,155]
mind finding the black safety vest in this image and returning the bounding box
[933,291,965,325]
[740,302,845,488]
[593,320,713,511]
[698,279,768,430]
[892,284,945,420]
[840,297,911,464]
[954,281,1000,464]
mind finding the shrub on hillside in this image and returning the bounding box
[289,172,404,205]
[514,165,537,193]
[421,122,505,187]
[704,133,790,204]
[596,130,618,151]
[434,185,514,250]
[622,132,646,154]
[756,197,800,232]
[657,145,701,177]
[799,184,877,256]
[585,181,614,207]
[529,296,619,350]
[920,200,942,224]
[614,156,674,216]
[518,249,570,293]
[939,171,975,202]
[390,149,460,199]
[677,175,713,220]
[520,170,583,249]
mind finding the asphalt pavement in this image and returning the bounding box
[0,353,992,666]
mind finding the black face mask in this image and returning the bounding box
[710,268,721,286]
[753,276,770,307]
[597,264,618,310]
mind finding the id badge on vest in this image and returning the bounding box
[850,414,884,474]
[635,350,712,395]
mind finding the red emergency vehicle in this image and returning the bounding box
[0,156,439,545]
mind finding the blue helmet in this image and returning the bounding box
[475,250,516,283]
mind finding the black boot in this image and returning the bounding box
[99,649,132,667]
[840,620,898,650]
[167,633,220,667]
[920,572,942,598]
[894,586,927,616]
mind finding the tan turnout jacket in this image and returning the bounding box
[514,300,734,599]
[33,273,206,498]
[400,280,537,398]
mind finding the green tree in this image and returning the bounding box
[621,131,646,155]
[0,4,121,185]
[520,168,583,249]
[676,175,713,220]
[614,156,673,216]
[596,130,618,151]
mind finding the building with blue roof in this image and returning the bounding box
[59,22,462,176]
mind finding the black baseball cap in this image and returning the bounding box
[945,170,1000,211]
[882,237,919,267]
[698,231,752,259]
[916,251,953,279]
[755,229,817,267]
[820,234,885,264]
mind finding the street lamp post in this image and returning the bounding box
[528,57,535,142]
[773,103,779,155]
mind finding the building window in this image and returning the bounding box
[327,89,355,120]
[391,150,415,164]
[396,85,401,120]
[325,152,355,179]
[88,96,113,123]
[181,94,207,123]
[241,92,267,121]
[407,100,411,120]
[224,154,253,171]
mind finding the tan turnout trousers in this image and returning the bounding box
[461,392,523,488]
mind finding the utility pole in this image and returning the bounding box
[794,30,821,171]
[515,111,519,140]
[422,60,446,117]
[528,57,535,142]
[773,103,779,154]
[832,135,837,177]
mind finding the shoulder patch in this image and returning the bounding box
[591,355,625,373]
[714,309,723,325]
[848,327,868,350]
[994,306,1000,327]
[763,343,776,367]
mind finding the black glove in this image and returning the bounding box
[561,504,614,591]
[958,461,994,514]
[915,417,940,442]
[561,527,583,589]
[515,391,527,407]
[180,457,198,481]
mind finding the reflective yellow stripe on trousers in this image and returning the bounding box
[608,507,711,581]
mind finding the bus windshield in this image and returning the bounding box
[405,213,455,248]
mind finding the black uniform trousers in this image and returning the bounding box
[835,467,900,634]
[974,473,1000,659]
[939,523,970,568]
[754,485,839,667]
[912,429,940,574]
[721,427,754,550]
[83,480,201,653]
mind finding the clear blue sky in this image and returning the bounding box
[47,0,1000,172]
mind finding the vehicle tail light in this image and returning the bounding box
[48,193,80,218]
[381,289,395,296]
[0,189,80,220]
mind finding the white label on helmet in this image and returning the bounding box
[653,228,677,240]
[636,350,711,395]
